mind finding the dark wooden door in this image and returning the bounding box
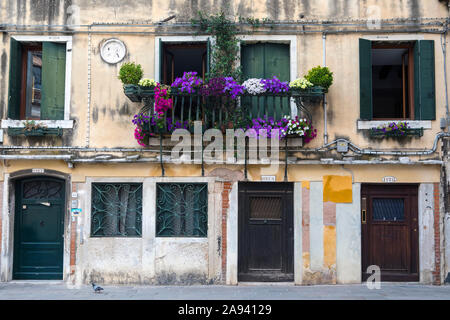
[238,182,294,282]
[361,184,419,282]
[13,177,65,280]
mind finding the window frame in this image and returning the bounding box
[358,34,435,128]
[2,35,73,129]
[155,182,209,238]
[90,182,144,238]
[371,42,415,121]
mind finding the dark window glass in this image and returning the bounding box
[372,198,405,221]
[250,197,282,219]
[372,46,412,119]
[91,183,143,237]
[156,183,208,237]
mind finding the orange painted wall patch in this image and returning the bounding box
[323,175,352,203]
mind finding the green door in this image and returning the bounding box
[241,43,290,119]
[13,177,65,280]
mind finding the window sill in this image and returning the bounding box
[1,119,74,129]
[357,120,432,130]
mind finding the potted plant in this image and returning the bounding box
[171,71,203,95]
[304,66,333,93]
[289,77,315,96]
[119,62,143,102]
[138,78,158,96]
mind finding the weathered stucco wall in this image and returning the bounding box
[0,0,448,151]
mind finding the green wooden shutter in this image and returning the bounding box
[359,38,373,120]
[41,42,66,120]
[206,37,211,79]
[159,38,163,83]
[241,43,290,119]
[414,40,436,120]
[7,38,22,119]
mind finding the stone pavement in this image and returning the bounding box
[0,282,450,300]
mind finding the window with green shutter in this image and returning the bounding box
[359,39,435,121]
[7,39,66,120]
[241,43,291,119]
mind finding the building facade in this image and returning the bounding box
[0,0,450,286]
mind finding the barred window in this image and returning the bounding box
[91,183,143,237]
[156,183,208,237]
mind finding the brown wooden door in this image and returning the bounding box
[238,182,294,282]
[361,184,419,281]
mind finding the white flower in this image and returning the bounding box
[243,78,266,95]
[139,78,158,87]
[289,77,313,90]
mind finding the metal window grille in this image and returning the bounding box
[91,183,143,237]
[156,183,208,237]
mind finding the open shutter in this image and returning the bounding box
[159,38,163,83]
[414,40,436,120]
[359,38,373,120]
[7,38,22,119]
[41,42,66,120]
[206,37,211,78]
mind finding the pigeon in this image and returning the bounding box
[91,282,104,293]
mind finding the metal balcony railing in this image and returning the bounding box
[124,84,325,134]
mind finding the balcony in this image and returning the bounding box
[124,84,324,135]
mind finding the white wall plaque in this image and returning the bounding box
[261,175,276,181]
[382,176,397,183]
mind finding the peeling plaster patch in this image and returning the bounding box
[92,107,98,124]
[323,175,352,203]
[207,168,244,181]
[323,225,336,269]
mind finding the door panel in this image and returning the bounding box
[362,184,419,281]
[13,177,65,280]
[238,182,293,282]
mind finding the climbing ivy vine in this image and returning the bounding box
[191,11,242,81]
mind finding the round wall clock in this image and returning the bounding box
[100,38,127,64]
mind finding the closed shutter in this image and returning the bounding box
[359,38,373,120]
[241,43,290,119]
[7,38,22,119]
[414,40,436,120]
[41,42,66,120]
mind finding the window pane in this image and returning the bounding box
[372,48,409,119]
[156,183,208,237]
[26,51,42,119]
[372,198,405,221]
[250,197,282,219]
[91,183,143,237]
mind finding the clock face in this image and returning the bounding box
[100,39,126,64]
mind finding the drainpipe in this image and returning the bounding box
[323,33,328,145]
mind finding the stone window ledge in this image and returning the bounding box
[1,119,74,129]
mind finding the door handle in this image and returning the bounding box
[362,210,367,224]
[40,202,51,207]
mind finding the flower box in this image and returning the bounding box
[138,86,155,96]
[123,84,141,102]
[369,127,424,138]
[8,127,63,137]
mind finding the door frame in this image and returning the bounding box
[238,182,294,282]
[361,183,419,282]
[0,169,70,282]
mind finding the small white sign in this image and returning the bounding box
[32,168,45,173]
[382,176,397,183]
[71,200,78,208]
[71,192,78,199]
[261,175,276,182]
[71,208,82,215]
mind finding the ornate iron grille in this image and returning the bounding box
[23,180,64,200]
[156,183,208,237]
[91,183,143,237]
